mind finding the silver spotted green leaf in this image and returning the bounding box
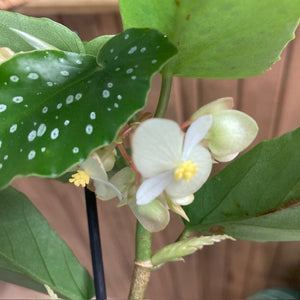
[0,28,177,188]
[0,186,94,299]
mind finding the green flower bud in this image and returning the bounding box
[129,196,170,232]
[206,110,258,161]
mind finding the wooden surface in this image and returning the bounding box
[14,0,119,15]
[0,0,29,9]
[0,10,300,300]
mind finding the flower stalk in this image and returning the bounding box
[129,221,153,299]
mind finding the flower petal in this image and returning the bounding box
[93,177,122,201]
[136,171,173,205]
[169,194,194,206]
[132,118,183,177]
[190,97,234,121]
[207,110,258,157]
[81,156,107,181]
[166,145,212,198]
[182,115,212,160]
[129,197,170,232]
[213,152,239,162]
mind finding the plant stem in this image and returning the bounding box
[129,222,152,300]
[85,188,106,300]
[154,74,173,118]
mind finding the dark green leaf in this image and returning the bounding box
[248,287,300,299]
[0,186,94,299]
[84,35,114,56]
[0,28,177,188]
[0,10,85,53]
[184,127,300,241]
[119,0,300,78]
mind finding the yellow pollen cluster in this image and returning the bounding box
[174,160,199,182]
[69,170,90,187]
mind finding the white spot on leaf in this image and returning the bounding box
[107,82,113,88]
[85,124,93,135]
[10,75,19,82]
[10,124,17,133]
[57,103,62,109]
[28,130,37,142]
[126,68,133,74]
[12,96,23,103]
[117,95,122,100]
[124,34,129,40]
[60,70,70,77]
[42,106,48,114]
[72,147,79,153]
[128,46,137,54]
[140,47,146,53]
[28,150,36,160]
[102,90,110,98]
[0,104,7,112]
[41,147,46,152]
[37,124,47,137]
[64,120,70,126]
[152,59,158,64]
[28,73,39,80]
[66,95,74,104]
[114,103,119,108]
[90,112,96,120]
[51,128,59,140]
[75,93,82,101]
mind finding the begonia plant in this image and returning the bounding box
[0,1,299,299]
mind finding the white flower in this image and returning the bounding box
[132,115,213,205]
[69,154,122,200]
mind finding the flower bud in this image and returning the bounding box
[129,196,170,232]
[96,146,117,171]
[0,47,15,64]
[206,110,258,161]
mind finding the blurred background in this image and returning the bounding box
[1,0,300,299]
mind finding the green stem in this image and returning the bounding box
[154,74,173,118]
[129,222,152,300]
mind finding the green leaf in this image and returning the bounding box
[119,0,300,78]
[0,186,94,299]
[248,287,300,299]
[0,28,177,189]
[183,127,300,241]
[0,11,85,53]
[84,35,114,56]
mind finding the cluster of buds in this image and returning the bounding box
[69,98,258,232]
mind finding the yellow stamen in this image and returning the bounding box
[69,170,90,187]
[174,160,199,182]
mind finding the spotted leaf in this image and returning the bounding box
[0,28,177,188]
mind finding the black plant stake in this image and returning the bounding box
[85,187,107,300]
